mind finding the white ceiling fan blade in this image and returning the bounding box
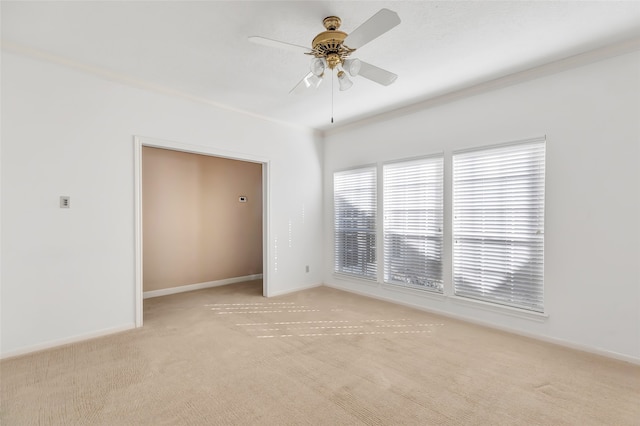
[344,9,401,49]
[248,36,311,54]
[358,61,398,86]
[289,72,323,95]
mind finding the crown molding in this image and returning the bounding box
[1,40,318,136]
[323,37,640,137]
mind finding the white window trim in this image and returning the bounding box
[330,142,549,323]
[382,154,444,293]
[333,165,378,281]
[452,136,546,313]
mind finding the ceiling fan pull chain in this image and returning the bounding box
[331,71,334,123]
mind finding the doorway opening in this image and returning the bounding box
[134,136,269,327]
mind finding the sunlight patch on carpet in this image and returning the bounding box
[235,317,444,339]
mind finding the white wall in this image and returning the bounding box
[323,51,640,362]
[3,48,639,363]
[1,52,324,357]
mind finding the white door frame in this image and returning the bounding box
[133,136,270,327]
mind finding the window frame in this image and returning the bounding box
[333,166,378,281]
[382,155,444,293]
[452,137,546,313]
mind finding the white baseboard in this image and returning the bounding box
[323,282,640,366]
[143,274,263,299]
[267,282,322,297]
[0,323,136,360]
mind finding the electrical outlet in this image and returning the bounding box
[305,265,309,273]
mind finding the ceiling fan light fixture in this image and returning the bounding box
[310,57,326,76]
[337,70,353,91]
[343,58,361,77]
[304,73,323,88]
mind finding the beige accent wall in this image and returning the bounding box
[142,147,262,291]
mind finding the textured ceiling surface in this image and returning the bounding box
[3,1,640,130]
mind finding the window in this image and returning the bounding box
[453,139,545,312]
[383,157,444,292]
[334,167,377,279]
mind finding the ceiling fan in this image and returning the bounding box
[249,9,401,94]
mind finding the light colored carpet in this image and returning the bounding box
[2,281,639,425]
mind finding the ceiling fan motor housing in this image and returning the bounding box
[310,16,355,69]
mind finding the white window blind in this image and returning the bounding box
[453,139,545,312]
[334,167,377,279]
[383,157,443,292]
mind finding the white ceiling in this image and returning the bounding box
[3,1,640,131]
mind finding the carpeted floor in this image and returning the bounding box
[2,280,639,425]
